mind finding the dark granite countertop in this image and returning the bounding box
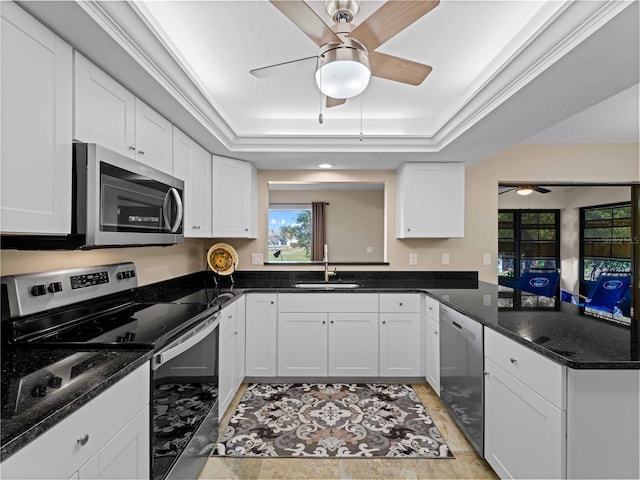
[140,270,639,369]
[0,347,152,461]
[426,281,639,369]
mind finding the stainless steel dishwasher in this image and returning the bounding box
[439,304,484,455]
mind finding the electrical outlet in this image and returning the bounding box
[409,253,418,265]
[366,246,373,254]
[442,253,450,265]
[483,294,492,306]
[483,253,491,266]
[251,253,263,265]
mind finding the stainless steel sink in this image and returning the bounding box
[293,282,361,289]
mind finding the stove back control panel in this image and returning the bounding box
[1,263,138,318]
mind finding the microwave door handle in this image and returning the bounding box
[162,188,183,233]
[170,188,183,233]
[152,316,219,370]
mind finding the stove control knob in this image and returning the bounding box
[116,335,126,343]
[31,385,47,397]
[47,282,63,293]
[125,331,136,341]
[31,285,48,297]
[48,376,63,389]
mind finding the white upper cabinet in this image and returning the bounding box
[172,127,212,237]
[74,53,173,174]
[211,155,257,238]
[133,98,173,174]
[1,2,72,234]
[396,163,465,238]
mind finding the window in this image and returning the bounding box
[580,202,632,322]
[268,204,311,262]
[498,210,560,309]
[581,203,632,280]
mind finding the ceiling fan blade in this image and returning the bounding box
[270,0,341,47]
[326,97,347,108]
[535,187,552,194]
[369,51,432,86]
[250,56,317,78]
[499,186,517,194]
[349,0,440,52]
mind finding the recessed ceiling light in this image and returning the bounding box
[317,163,334,169]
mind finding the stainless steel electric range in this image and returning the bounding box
[1,263,222,480]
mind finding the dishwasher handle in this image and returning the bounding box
[152,314,219,370]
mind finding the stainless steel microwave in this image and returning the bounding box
[2,143,184,249]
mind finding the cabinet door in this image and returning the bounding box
[173,127,212,237]
[278,313,328,376]
[211,155,257,238]
[73,52,135,159]
[379,312,422,376]
[426,319,440,394]
[396,163,465,238]
[134,98,173,174]
[235,296,246,389]
[484,357,565,480]
[77,406,149,480]
[219,319,237,418]
[1,2,72,234]
[328,312,379,376]
[245,294,277,377]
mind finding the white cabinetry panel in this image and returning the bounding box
[245,294,277,377]
[396,163,465,238]
[1,2,72,234]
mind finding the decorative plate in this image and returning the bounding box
[207,243,238,275]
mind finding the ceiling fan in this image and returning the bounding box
[499,185,552,196]
[250,0,440,108]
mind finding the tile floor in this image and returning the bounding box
[198,382,499,480]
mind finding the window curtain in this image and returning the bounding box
[312,202,327,261]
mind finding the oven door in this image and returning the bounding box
[151,313,219,480]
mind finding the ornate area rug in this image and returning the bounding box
[213,383,454,458]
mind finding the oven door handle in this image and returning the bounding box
[152,316,218,371]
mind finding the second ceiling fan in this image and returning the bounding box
[250,0,440,108]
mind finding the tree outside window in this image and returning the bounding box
[268,205,312,261]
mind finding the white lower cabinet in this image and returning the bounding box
[0,363,150,480]
[425,295,440,393]
[277,294,379,377]
[379,294,423,377]
[484,328,566,480]
[245,293,278,377]
[219,300,244,418]
[278,312,328,376]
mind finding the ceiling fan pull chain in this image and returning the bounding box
[359,96,364,141]
[319,69,324,124]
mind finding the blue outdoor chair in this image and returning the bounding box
[498,270,560,298]
[583,275,632,315]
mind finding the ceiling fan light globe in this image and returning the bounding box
[315,47,371,99]
[516,187,534,196]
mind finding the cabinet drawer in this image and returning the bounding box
[278,293,378,312]
[485,328,565,409]
[219,303,237,334]
[424,295,439,321]
[379,293,421,313]
[1,363,149,479]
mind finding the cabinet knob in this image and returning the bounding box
[434,331,438,335]
[399,302,403,306]
[322,320,326,324]
[382,320,386,324]
[330,320,334,324]
[510,357,518,364]
[77,434,89,446]
[244,228,249,232]
[270,301,274,305]
[484,372,490,377]
[138,149,145,155]
[129,145,136,151]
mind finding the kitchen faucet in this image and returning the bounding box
[323,244,336,282]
